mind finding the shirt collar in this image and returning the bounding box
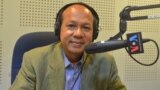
[62,50,83,68]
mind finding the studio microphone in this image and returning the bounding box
[85,39,150,54]
[85,32,150,54]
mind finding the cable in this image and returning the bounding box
[70,54,88,90]
[121,37,159,66]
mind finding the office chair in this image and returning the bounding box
[11,31,58,84]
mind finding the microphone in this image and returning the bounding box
[85,39,150,54]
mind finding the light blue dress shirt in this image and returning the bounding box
[63,51,82,90]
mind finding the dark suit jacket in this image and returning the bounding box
[9,42,126,90]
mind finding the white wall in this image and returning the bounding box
[0,0,160,90]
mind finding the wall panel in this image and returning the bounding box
[0,0,159,90]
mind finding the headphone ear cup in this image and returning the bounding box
[93,25,99,40]
[93,29,98,40]
[54,21,60,37]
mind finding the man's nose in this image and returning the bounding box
[74,27,84,37]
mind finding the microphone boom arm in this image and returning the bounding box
[109,19,127,40]
[120,4,160,20]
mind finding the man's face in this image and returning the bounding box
[60,5,94,57]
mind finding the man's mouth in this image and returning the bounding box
[70,41,83,47]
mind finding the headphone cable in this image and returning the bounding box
[70,54,88,90]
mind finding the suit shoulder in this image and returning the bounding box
[22,42,59,69]
[25,42,57,56]
[23,43,58,64]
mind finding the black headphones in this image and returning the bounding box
[54,2,99,40]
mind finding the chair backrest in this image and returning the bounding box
[11,31,58,84]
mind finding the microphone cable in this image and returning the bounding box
[121,37,159,66]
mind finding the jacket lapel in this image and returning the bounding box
[47,42,65,90]
[81,53,97,90]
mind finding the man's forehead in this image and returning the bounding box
[63,4,91,14]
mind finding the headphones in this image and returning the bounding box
[54,2,99,40]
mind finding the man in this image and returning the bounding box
[10,2,126,90]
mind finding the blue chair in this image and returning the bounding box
[11,31,58,84]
